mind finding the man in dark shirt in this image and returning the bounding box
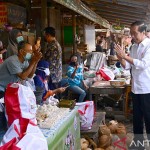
[44,27,62,89]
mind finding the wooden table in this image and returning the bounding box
[89,81,126,115]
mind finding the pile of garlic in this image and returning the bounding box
[36,104,69,128]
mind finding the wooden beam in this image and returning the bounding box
[95,9,145,19]
[116,0,148,9]
[25,0,31,24]
[72,14,77,54]
[93,7,146,18]
[84,0,146,13]
[97,13,143,22]
[89,4,146,15]
[41,0,48,29]
[103,17,134,25]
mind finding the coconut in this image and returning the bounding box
[99,125,111,136]
[98,135,112,149]
[108,120,118,134]
[81,138,89,150]
[116,123,127,138]
[105,146,115,150]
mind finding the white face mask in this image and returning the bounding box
[37,67,50,76]
[44,68,50,76]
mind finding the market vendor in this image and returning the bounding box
[0,41,42,98]
[34,60,66,102]
[67,54,88,102]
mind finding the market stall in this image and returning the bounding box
[0,83,81,150]
[41,107,80,150]
[89,80,131,117]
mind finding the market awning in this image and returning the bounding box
[52,0,112,30]
[82,0,150,27]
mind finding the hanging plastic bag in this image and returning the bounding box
[5,83,37,126]
[0,118,48,150]
[76,101,94,130]
[0,138,20,150]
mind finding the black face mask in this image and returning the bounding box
[69,62,76,67]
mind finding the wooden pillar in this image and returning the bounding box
[41,0,48,55]
[25,0,31,24]
[61,11,65,63]
[41,0,48,30]
[72,14,77,54]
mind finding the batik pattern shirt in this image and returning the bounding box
[44,40,62,83]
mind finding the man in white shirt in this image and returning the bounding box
[115,21,150,149]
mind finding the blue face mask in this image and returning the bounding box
[24,53,32,60]
[16,36,24,43]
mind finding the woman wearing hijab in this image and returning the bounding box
[33,60,66,102]
[6,29,24,58]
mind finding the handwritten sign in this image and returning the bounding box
[0,3,7,27]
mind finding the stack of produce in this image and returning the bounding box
[96,120,129,150]
[80,137,97,150]
[36,104,69,128]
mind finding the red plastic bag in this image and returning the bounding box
[0,118,48,150]
[0,137,20,150]
[96,67,115,81]
[5,83,37,126]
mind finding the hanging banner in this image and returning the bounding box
[0,2,7,28]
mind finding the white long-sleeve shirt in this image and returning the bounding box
[125,38,150,94]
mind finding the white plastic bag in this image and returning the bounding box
[44,96,59,106]
[23,78,36,91]
[0,118,48,150]
[76,101,94,130]
[96,67,115,81]
[5,83,37,125]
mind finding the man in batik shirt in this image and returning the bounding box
[44,27,62,89]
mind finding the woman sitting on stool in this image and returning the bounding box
[67,55,88,102]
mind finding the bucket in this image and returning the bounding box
[34,86,45,105]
